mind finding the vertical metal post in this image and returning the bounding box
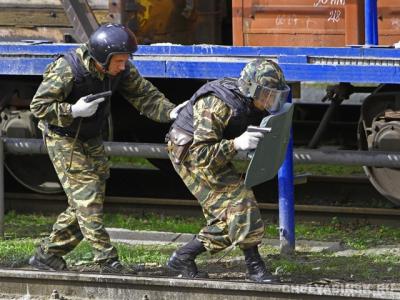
[0,137,4,239]
[278,91,295,255]
[365,0,378,45]
[108,0,126,24]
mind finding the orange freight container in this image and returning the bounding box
[232,0,400,47]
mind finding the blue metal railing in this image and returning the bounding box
[278,91,295,253]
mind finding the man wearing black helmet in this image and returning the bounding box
[29,23,181,273]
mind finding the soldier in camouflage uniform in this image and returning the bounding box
[166,59,290,283]
[29,24,184,273]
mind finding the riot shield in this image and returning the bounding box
[244,103,294,188]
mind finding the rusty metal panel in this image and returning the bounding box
[234,0,364,47]
[108,0,126,24]
[0,0,108,42]
[233,0,400,47]
[124,0,224,44]
[232,0,244,45]
[378,0,400,45]
[0,0,225,44]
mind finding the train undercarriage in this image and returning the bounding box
[0,0,400,206]
[2,74,400,205]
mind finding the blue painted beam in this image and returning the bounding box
[0,43,399,83]
[278,91,295,255]
[1,43,400,58]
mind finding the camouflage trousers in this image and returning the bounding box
[168,150,265,253]
[41,131,117,262]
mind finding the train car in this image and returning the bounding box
[232,0,400,47]
[0,0,230,195]
[0,0,228,44]
[1,0,400,205]
[232,0,400,205]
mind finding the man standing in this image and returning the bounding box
[166,59,290,282]
[29,23,182,273]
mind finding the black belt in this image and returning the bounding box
[47,124,76,138]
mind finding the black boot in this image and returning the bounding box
[29,246,67,271]
[99,258,137,275]
[167,238,207,278]
[243,246,277,283]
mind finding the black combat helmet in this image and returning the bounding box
[88,23,138,68]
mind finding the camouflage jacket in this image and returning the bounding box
[190,94,237,173]
[30,44,175,131]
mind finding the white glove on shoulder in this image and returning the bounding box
[233,131,264,151]
[170,100,189,120]
[71,96,105,118]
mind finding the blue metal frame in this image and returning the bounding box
[278,91,295,254]
[0,43,399,84]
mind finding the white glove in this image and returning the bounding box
[394,41,400,49]
[233,131,264,151]
[170,100,189,120]
[71,96,105,118]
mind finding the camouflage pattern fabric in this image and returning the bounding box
[30,44,175,133]
[169,95,265,252]
[238,59,287,97]
[42,131,117,262]
[30,44,176,262]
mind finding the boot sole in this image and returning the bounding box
[166,260,183,275]
[167,260,208,278]
[29,256,57,271]
[28,256,67,271]
[246,275,279,284]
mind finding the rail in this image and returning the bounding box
[1,269,399,299]
[3,138,400,167]
[2,137,400,242]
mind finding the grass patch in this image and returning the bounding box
[104,213,204,234]
[5,212,400,250]
[289,218,400,250]
[2,238,397,284]
[294,164,364,176]
[64,241,176,266]
[109,156,155,169]
[264,217,400,250]
[4,211,205,239]
[0,238,36,267]
[233,162,364,176]
[268,252,400,283]
[1,212,400,283]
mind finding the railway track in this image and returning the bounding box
[5,190,400,227]
[0,269,399,300]
[2,176,400,299]
[4,167,398,225]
